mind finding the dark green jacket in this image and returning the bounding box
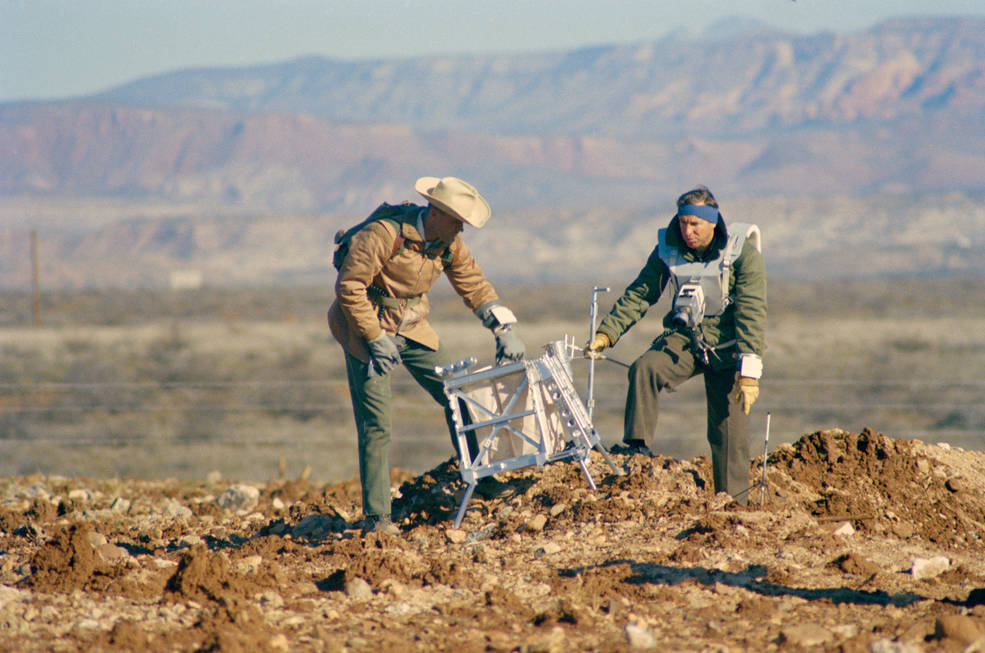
[597,216,767,370]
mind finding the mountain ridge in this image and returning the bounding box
[90,16,985,136]
[2,16,985,287]
[3,15,984,212]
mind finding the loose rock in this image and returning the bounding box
[934,614,985,645]
[911,555,950,580]
[345,577,373,600]
[444,529,467,544]
[216,484,260,511]
[526,514,548,532]
[780,623,833,647]
[625,623,657,649]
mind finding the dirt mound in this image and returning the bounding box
[164,544,284,604]
[2,429,984,652]
[768,427,985,550]
[26,523,105,592]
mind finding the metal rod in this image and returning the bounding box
[592,353,630,368]
[576,456,597,491]
[461,409,538,433]
[586,286,609,419]
[760,411,771,505]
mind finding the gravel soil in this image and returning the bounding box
[1,427,984,652]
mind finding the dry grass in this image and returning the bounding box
[1,279,983,482]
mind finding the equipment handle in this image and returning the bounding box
[587,286,609,419]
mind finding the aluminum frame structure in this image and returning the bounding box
[439,336,621,528]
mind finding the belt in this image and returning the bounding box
[369,292,423,310]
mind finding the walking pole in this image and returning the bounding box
[587,286,609,419]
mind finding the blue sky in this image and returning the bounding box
[2,0,984,102]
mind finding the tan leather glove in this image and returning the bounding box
[735,376,759,415]
[585,333,611,357]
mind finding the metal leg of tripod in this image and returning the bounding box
[453,482,478,529]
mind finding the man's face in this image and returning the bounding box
[426,207,464,243]
[678,212,716,253]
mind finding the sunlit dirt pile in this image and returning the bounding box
[2,428,984,652]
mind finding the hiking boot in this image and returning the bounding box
[621,439,653,457]
[475,476,511,500]
[360,515,400,536]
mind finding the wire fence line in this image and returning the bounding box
[0,376,981,415]
[0,380,344,390]
[2,403,352,414]
[1,401,983,415]
[3,376,984,391]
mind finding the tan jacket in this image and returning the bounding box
[328,210,499,361]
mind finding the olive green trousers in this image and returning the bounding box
[344,336,475,519]
[624,334,751,502]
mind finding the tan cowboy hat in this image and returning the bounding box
[414,176,491,228]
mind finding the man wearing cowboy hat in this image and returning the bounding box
[328,176,525,534]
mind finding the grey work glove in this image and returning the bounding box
[366,332,401,378]
[493,326,525,365]
[474,300,524,365]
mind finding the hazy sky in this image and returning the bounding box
[2,0,984,102]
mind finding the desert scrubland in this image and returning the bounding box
[1,278,982,482]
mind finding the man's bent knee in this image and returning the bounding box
[629,354,674,391]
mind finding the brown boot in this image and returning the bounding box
[360,515,400,536]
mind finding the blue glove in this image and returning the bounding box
[366,332,401,378]
[494,326,525,365]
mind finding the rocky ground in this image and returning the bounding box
[1,427,984,653]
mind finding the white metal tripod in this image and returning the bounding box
[440,336,621,528]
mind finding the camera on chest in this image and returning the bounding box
[671,282,705,329]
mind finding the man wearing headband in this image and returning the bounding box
[586,186,767,503]
[329,176,525,534]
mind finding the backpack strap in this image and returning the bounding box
[719,222,761,309]
[439,245,457,268]
[389,233,406,260]
[333,203,421,271]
